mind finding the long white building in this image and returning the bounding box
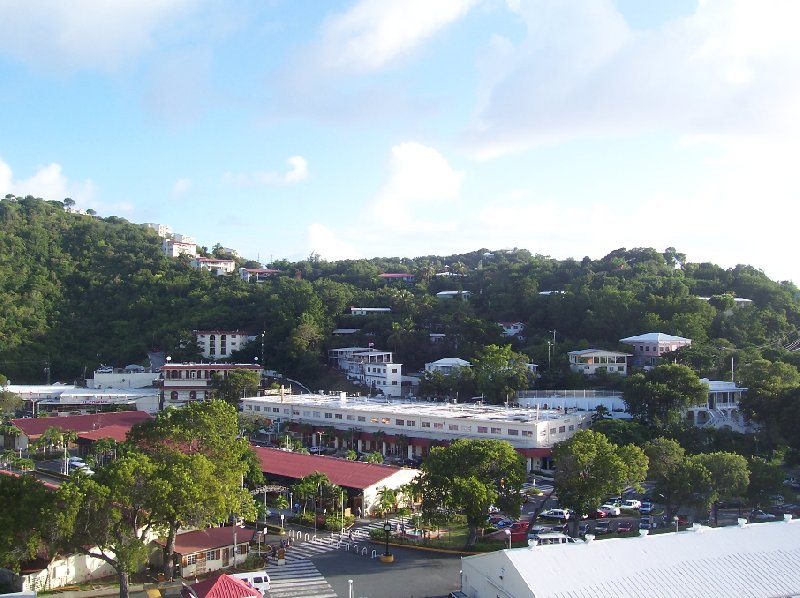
[240,393,592,471]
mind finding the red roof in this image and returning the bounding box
[252,447,407,490]
[11,411,152,440]
[186,575,262,598]
[78,425,136,443]
[158,527,255,554]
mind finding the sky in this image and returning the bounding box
[0,0,798,283]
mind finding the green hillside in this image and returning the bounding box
[1,195,799,388]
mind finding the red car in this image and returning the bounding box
[616,521,633,533]
[587,509,608,519]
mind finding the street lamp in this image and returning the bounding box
[383,520,392,557]
[504,528,511,550]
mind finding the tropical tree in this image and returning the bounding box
[414,438,526,548]
[746,457,784,506]
[366,451,384,464]
[624,364,708,428]
[472,344,532,404]
[210,369,261,405]
[51,453,164,598]
[0,474,54,571]
[552,430,648,534]
[693,451,750,523]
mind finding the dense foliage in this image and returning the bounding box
[2,196,800,402]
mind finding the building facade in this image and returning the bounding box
[160,363,263,406]
[685,379,749,432]
[193,330,251,360]
[619,332,692,367]
[240,393,591,471]
[568,349,631,376]
[190,257,237,275]
[328,348,403,396]
[424,358,472,375]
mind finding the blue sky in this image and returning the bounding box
[1,0,797,283]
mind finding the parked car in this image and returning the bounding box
[587,509,608,519]
[594,521,610,535]
[509,520,530,533]
[600,504,621,517]
[640,502,654,514]
[487,515,510,526]
[529,532,583,546]
[661,514,688,526]
[749,509,777,522]
[540,509,570,521]
[616,521,634,533]
[578,522,591,536]
[487,505,501,515]
[622,499,642,510]
[639,516,657,530]
[527,525,554,539]
[495,518,515,529]
[68,456,86,467]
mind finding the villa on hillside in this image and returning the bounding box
[568,349,632,376]
[620,332,692,367]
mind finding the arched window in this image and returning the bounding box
[189,391,197,400]
[170,391,178,400]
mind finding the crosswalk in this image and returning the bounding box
[264,518,407,598]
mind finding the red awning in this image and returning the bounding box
[517,448,552,458]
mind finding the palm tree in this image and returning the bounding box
[592,404,611,422]
[376,487,397,518]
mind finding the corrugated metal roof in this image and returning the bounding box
[187,575,262,598]
[160,527,255,554]
[11,411,152,439]
[253,447,411,490]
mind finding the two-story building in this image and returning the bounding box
[240,393,591,472]
[498,322,525,338]
[620,332,692,367]
[424,358,472,376]
[379,273,416,283]
[160,363,263,406]
[350,307,392,316]
[190,257,237,276]
[568,349,632,376]
[327,347,402,396]
[685,379,749,432]
[436,290,472,300]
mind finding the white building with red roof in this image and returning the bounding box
[239,267,280,282]
[153,526,254,578]
[252,447,418,516]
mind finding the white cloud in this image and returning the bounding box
[464,0,800,158]
[317,0,477,73]
[172,178,192,195]
[224,156,309,187]
[307,223,362,261]
[0,159,95,208]
[0,0,196,73]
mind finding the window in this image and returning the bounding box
[396,419,405,426]
[381,418,391,424]
[324,413,333,419]
[568,425,574,431]
[313,411,321,418]
[421,421,431,428]
[186,554,197,565]
[559,426,566,433]
[302,410,310,417]
[246,405,252,411]
[283,409,290,414]
[370,417,379,423]
[392,381,398,385]
[392,368,398,373]
[522,430,533,437]
[434,423,444,429]
[272,408,280,413]
[449,424,459,431]
[406,420,415,427]
[346,415,354,421]
[462,425,472,432]
[491,427,501,434]
[335,414,343,419]
[477,426,488,433]
[550,428,557,435]
[254,406,261,412]
[508,429,519,436]
[358,416,366,422]
[205,549,220,560]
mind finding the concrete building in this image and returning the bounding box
[568,349,632,376]
[327,348,402,396]
[350,307,392,316]
[424,358,471,376]
[379,273,415,283]
[190,256,237,275]
[240,393,591,471]
[460,518,800,598]
[497,321,525,338]
[620,332,692,367]
[160,363,263,406]
[144,223,172,237]
[686,379,749,432]
[193,330,252,360]
[436,290,472,300]
[162,236,197,258]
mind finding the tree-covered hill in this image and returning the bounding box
[1,195,799,387]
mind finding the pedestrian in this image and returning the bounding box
[400,523,406,535]
[271,545,277,559]
[356,506,362,518]
[348,530,353,541]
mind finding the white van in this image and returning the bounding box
[528,532,583,546]
[229,571,271,594]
